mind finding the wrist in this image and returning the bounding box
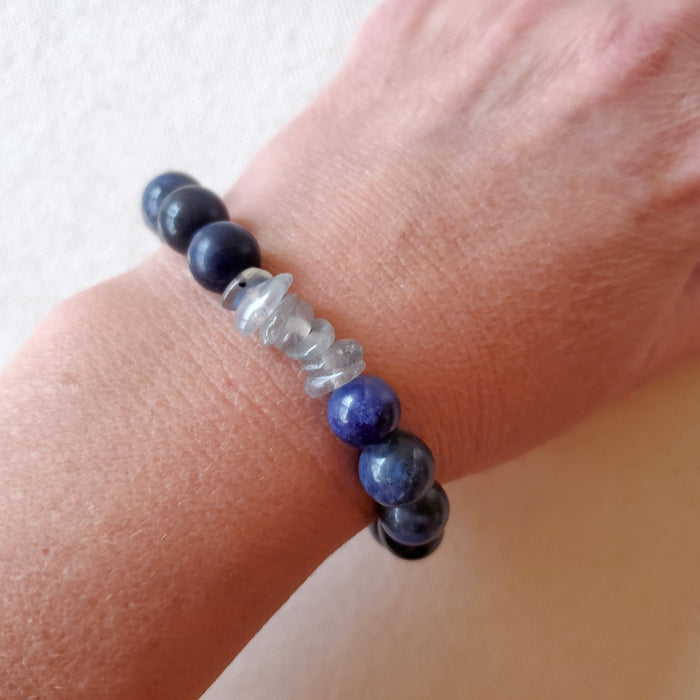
[222,163,505,482]
[0,243,374,698]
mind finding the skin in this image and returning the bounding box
[2,0,700,696]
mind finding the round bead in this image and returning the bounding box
[142,172,199,231]
[327,375,400,448]
[157,185,229,253]
[187,221,261,293]
[358,430,434,507]
[379,482,449,546]
[376,521,444,560]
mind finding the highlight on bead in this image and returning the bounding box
[188,221,261,293]
[141,171,449,559]
[358,430,435,507]
[327,375,401,448]
[141,171,199,230]
[158,185,229,253]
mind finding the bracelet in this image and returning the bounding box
[141,172,450,559]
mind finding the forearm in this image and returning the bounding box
[2,147,498,694]
[0,247,375,698]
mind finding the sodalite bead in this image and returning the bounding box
[221,268,272,311]
[142,172,198,231]
[379,482,449,546]
[358,430,434,507]
[188,221,261,292]
[304,360,366,398]
[326,375,400,447]
[235,273,293,335]
[159,185,230,253]
[375,521,445,560]
[302,339,364,374]
[284,318,335,361]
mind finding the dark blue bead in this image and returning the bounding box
[157,185,229,253]
[358,430,434,507]
[375,520,444,560]
[187,221,261,293]
[142,172,198,231]
[379,482,449,546]
[327,375,400,448]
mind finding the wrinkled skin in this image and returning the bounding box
[2,1,700,697]
[225,0,700,477]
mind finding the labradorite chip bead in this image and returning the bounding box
[284,318,335,361]
[221,268,273,311]
[302,339,364,374]
[304,360,366,399]
[358,430,435,507]
[259,295,314,350]
[142,171,199,231]
[259,293,300,346]
[275,300,314,351]
[235,273,294,334]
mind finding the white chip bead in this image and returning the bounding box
[259,293,299,347]
[235,273,293,335]
[221,267,272,311]
[275,300,314,351]
[304,360,367,398]
[302,339,364,374]
[284,318,335,361]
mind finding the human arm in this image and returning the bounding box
[3,0,700,697]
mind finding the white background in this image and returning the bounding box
[2,2,699,698]
[0,0,378,368]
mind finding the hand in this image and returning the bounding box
[224,0,700,478]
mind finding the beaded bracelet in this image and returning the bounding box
[141,172,450,559]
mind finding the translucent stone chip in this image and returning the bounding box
[221,268,272,311]
[302,339,364,374]
[274,300,314,351]
[227,268,365,401]
[259,293,299,346]
[235,273,293,335]
[284,318,335,361]
[304,360,366,398]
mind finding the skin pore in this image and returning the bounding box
[2,0,700,696]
